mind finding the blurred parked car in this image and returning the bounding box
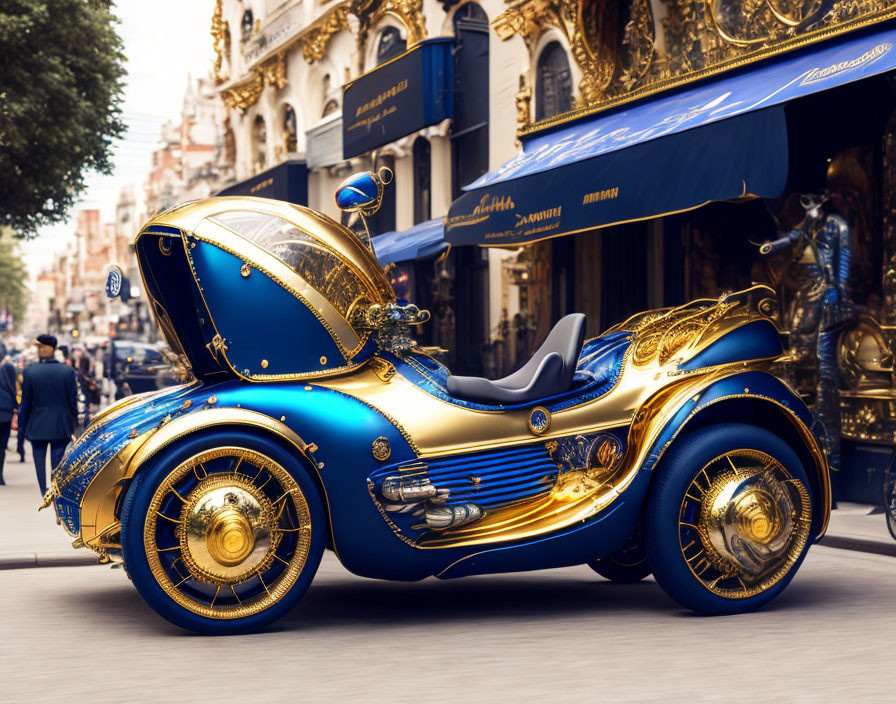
[108,340,180,397]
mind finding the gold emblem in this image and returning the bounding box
[371,436,392,461]
[240,263,251,278]
[261,359,269,369]
[528,406,551,435]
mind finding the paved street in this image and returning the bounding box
[1,543,894,702]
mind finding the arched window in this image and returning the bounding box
[252,115,267,172]
[241,9,254,38]
[322,99,339,117]
[282,105,297,154]
[376,26,406,65]
[413,137,431,225]
[535,42,573,121]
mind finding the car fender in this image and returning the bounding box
[628,369,830,536]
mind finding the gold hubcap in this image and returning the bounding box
[207,507,255,565]
[679,449,812,598]
[144,447,312,619]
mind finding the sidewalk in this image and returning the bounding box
[0,444,96,570]
[1,441,894,568]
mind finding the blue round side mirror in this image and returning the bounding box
[335,166,394,217]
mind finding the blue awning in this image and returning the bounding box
[447,25,896,246]
[216,160,308,205]
[373,218,447,264]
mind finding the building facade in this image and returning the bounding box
[213,0,896,501]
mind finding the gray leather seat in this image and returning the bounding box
[447,314,586,404]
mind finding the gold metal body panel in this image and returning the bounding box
[77,408,315,551]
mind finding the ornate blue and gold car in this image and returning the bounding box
[43,173,830,633]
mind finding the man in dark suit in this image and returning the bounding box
[18,335,77,495]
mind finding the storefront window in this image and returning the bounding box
[376,26,406,65]
[413,137,431,225]
[252,115,267,172]
[282,105,297,154]
[368,154,396,236]
[450,2,490,198]
[536,42,573,121]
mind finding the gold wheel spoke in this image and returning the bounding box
[156,511,183,524]
[257,570,272,596]
[170,487,188,503]
[193,463,208,481]
[256,474,273,492]
[231,585,243,605]
[157,545,181,552]
[726,454,739,474]
[173,575,190,589]
[685,549,705,563]
[272,553,289,566]
[210,585,221,609]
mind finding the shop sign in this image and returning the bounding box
[342,38,453,159]
[306,114,343,170]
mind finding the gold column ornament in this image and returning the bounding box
[301,3,352,63]
[211,0,231,85]
[515,72,532,127]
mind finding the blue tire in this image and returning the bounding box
[645,423,814,615]
[121,429,326,634]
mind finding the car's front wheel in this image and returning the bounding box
[121,430,325,634]
[645,423,814,615]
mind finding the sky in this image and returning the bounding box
[23,0,216,276]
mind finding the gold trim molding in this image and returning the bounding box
[494,0,896,135]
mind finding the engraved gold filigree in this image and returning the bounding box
[302,3,352,63]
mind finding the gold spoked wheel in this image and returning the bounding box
[144,447,312,619]
[678,449,812,599]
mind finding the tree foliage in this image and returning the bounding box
[0,0,126,238]
[0,230,29,327]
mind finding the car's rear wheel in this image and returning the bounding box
[645,423,814,615]
[121,430,325,634]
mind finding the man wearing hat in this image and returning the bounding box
[18,335,77,495]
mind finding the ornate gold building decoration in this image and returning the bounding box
[495,0,896,134]
[350,0,428,54]
[258,52,288,90]
[220,53,289,112]
[221,73,265,112]
[211,0,231,85]
[302,3,352,63]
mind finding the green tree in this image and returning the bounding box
[0,230,28,328]
[0,0,126,238]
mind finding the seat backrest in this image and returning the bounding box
[496,313,586,391]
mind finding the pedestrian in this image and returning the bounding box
[0,341,18,486]
[17,335,77,496]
